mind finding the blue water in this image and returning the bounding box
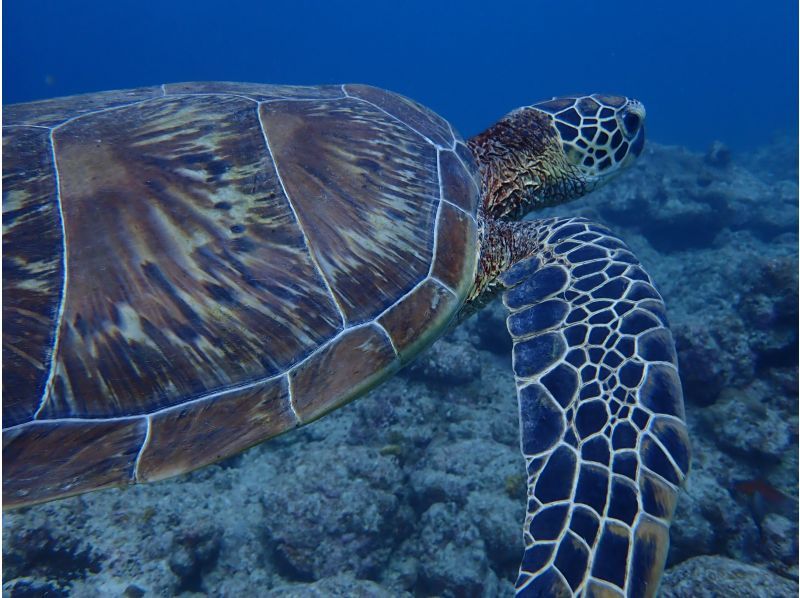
[3,2,799,596]
[4,0,797,152]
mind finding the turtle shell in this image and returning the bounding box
[2,82,481,507]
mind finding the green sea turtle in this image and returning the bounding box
[3,83,690,596]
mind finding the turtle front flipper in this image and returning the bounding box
[499,217,690,597]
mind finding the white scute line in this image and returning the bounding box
[446,120,458,150]
[346,93,443,151]
[426,154,444,280]
[260,94,347,104]
[286,376,302,424]
[429,275,458,299]
[161,91,258,104]
[451,144,482,198]
[132,415,152,482]
[49,96,163,132]
[5,299,435,433]
[256,101,348,329]
[4,124,52,130]
[440,196,475,220]
[33,129,68,419]
[374,321,400,359]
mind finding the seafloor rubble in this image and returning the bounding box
[3,138,797,597]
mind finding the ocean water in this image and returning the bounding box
[4,0,798,151]
[3,2,799,597]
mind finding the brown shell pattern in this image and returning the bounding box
[2,82,480,506]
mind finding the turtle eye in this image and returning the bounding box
[622,111,641,136]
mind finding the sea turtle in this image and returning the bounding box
[3,82,690,596]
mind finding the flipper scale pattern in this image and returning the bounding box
[500,217,690,598]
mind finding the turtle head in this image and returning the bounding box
[534,94,646,184]
[469,94,645,220]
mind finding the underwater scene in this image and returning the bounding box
[3,1,798,597]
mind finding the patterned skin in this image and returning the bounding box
[2,84,687,597]
[461,96,688,597]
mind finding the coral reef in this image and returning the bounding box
[659,555,797,597]
[404,336,482,386]
[3,138,797,595]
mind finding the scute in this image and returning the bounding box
[2,126,62,426]
[2,82,480,507]
[42,93,344,420]
[258,96,441,324]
